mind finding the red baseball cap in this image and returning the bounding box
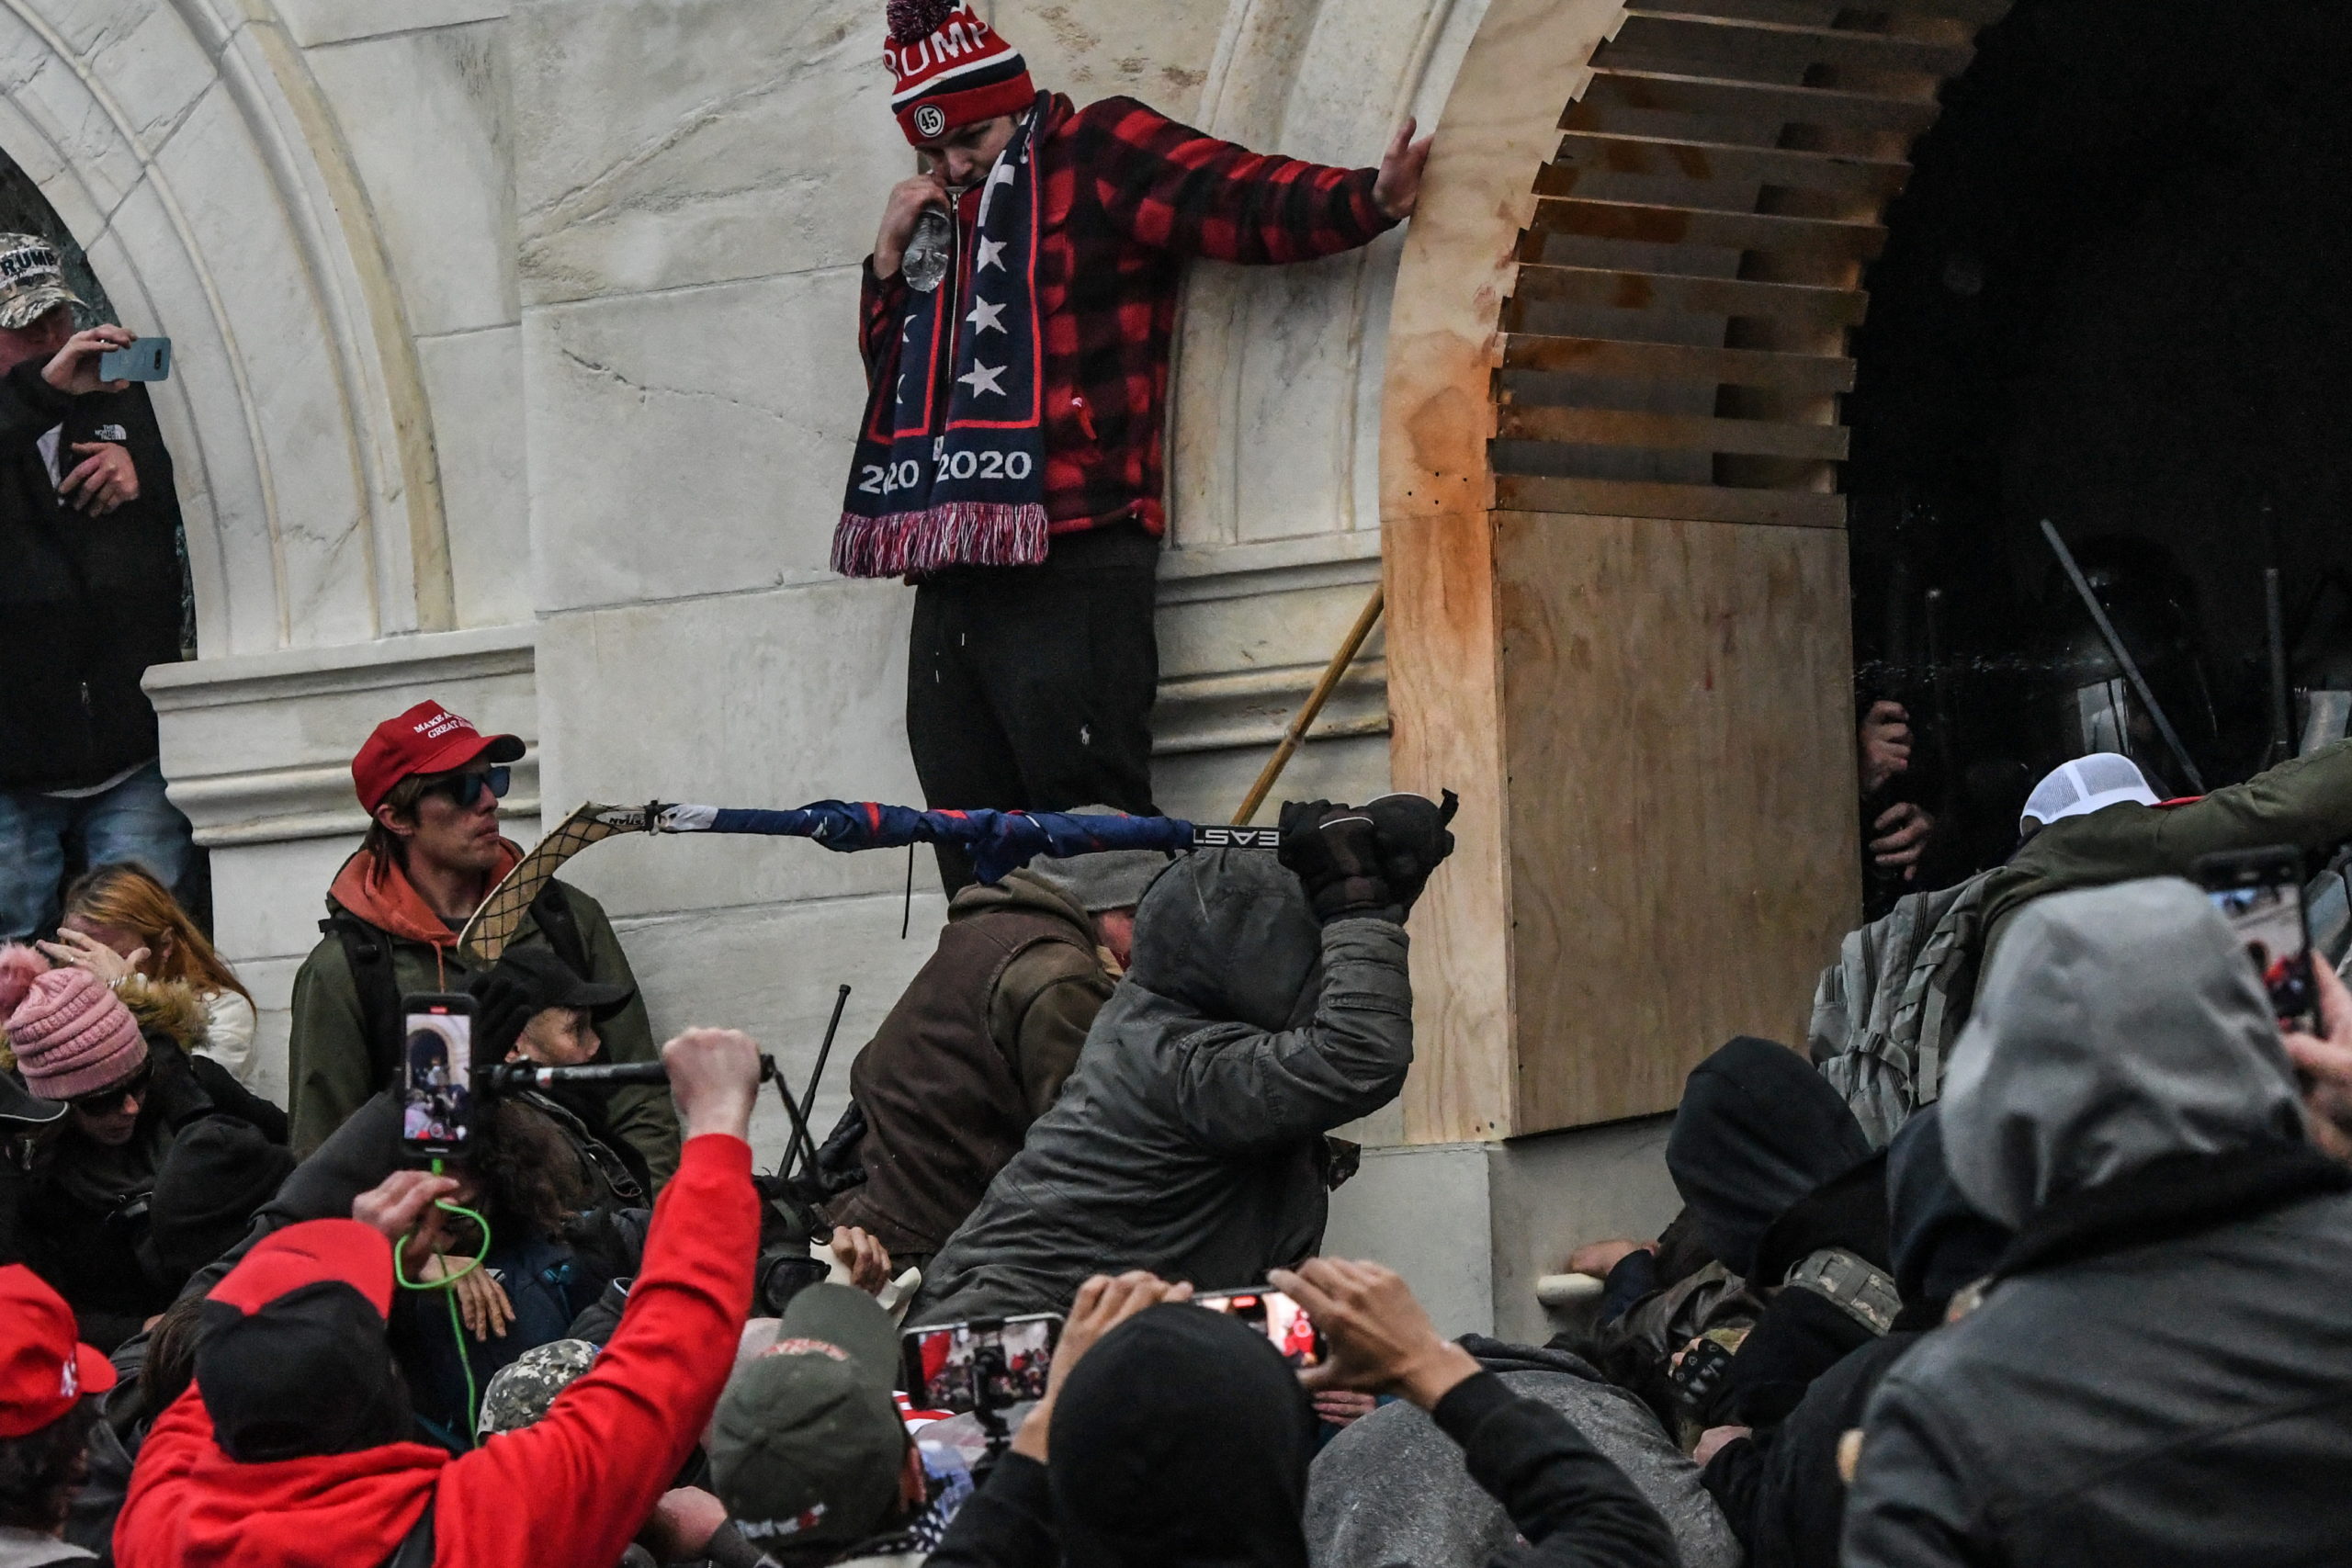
[352,699,524,817]
[208,1219,395,1319]
[0,1265,116,1438]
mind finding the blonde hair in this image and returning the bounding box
[59,863,252,1007]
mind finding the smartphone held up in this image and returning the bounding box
[2196,846,2319,1033]
[401,992,476,1159]
[901,1313,1061,1416]
[97,337,170,382]
[1192,1286,1327,1369]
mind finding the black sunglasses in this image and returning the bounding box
[70,1061,153,1115]
[421,766,511,810]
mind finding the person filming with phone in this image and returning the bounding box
[922,1263,1680,1568]
[112,1025,767,1568]
[0,234,198,944]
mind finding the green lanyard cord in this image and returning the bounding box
[391,1158,492,1447]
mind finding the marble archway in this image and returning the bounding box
[0,0,449,657]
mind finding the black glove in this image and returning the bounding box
[1358,790,1459,918]
[1278,800,1396,923]
[464,963,539,1070]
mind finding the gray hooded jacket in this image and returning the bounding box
[1306,1338,1739,1568]
[912,850,1413,1322]
[1843,878,2352,1568]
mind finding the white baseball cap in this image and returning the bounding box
[2019,752,2161,832]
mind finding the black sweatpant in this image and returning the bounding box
[905,525,1160,892]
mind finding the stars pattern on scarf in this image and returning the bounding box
[975,235,1006,272]
[957,361,1008,397]
[967,296,1007,334]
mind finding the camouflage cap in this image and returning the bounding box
[707,1286,908,1551]
[476,1337,598,1438]
[0,235,82,333]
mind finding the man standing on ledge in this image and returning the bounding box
[842,0,1430,890]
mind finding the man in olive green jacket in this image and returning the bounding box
[1815,739,2352,1145]
[284,700,679,1183]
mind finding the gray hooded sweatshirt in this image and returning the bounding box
[1843,877,2352,1568]
[912,850,1413,1323]
[1306,1338,1740,1568]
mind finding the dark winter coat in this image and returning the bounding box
[1665,1036,1877,1281]
[0,362,185,790]
[826,870,1113,1259]
[113,1135,759,1568]
[15,985,286,1350]
[910,850,1412,1323]
[1699,1108,2008,1568]
[1306,1337,1739,1568]
[1843,878,2352,1568]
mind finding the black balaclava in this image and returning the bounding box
[1665,1036,1876,1278]
[1049,1304,1317,1568]
[1885,1105,2012,1313]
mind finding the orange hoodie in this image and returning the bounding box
[324,840,524,981]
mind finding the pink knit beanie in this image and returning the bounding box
[1,951,147,1101]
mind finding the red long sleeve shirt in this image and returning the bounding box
[858,94,1396,542]
[114,1134,759,1568]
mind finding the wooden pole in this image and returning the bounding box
[1234,583,1386,824]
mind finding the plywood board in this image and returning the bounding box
[1494,510,1860,1131]
[1386,513,1515,1143]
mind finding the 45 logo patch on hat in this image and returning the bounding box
[884,0,1034,145]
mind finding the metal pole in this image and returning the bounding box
[2040,519,2206,793]
[1235,583,1385,825]
[790,982,855,1175]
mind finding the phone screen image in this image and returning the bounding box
[902,1314,1061,1415]
[401,1004,473,1157]
[2208,879,2316,1027]
[1192,1288,1326,1369]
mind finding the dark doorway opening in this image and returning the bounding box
[1842,0,2352,909]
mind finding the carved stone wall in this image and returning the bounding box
[0,0,1437,1141]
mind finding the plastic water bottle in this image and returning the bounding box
[902,207,953,293]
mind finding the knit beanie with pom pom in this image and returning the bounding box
[884,0,1033,145]
[2,952,148,1101]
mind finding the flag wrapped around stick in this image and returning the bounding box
[458,800,1276,964]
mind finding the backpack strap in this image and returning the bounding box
[1781,1247,1901,1337]
[323,912,406,1095]
[382,1501,435,1568]
[529,880,593,980]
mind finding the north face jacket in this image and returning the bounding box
[0,363,184,791]
[910,849,1412,1323]
[1842,878,2352,1568]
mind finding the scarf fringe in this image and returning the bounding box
[832,502,1049,578]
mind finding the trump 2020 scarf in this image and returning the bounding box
[833,96,1048,578]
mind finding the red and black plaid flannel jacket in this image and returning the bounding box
[858,94,1396,542]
